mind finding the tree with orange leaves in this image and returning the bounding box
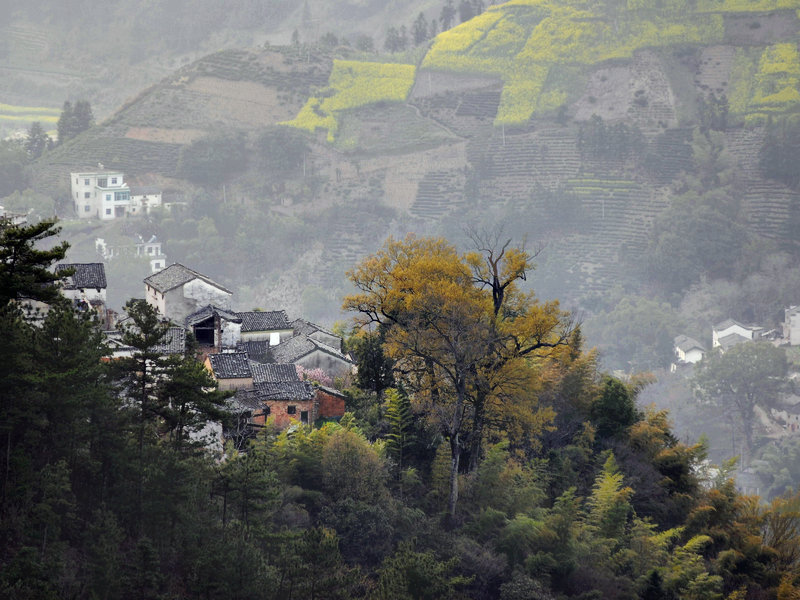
[343,233,572,519]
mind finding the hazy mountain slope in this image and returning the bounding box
[28,0,800,311]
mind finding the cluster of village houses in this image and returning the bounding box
[672,312,800,372]
[54,260,352,446]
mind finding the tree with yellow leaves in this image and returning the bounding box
[343,233,572,519]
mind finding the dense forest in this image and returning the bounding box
[4,220,800,599]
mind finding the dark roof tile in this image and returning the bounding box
[251,363,299,383]
[56,263,107,289]
[144,263,232,294]
[208,353,252,379]
[237,310,290,332]
[255,381,315,401]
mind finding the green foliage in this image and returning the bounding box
[693,343,788,458]
[56,100,93,145]
[0,219,68,307]
[373,541,470,600]
[590,377,639,440]
[177,131,248,186]
[760,117,800,190]
[384,387,414,471]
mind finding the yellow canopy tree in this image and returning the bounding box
[343,233,572,519]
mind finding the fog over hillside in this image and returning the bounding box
[5,0,800,465]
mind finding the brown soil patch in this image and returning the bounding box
[125,127,206,144]
[186,76,295,126]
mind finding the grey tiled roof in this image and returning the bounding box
[150,327,186,355]
[237,340,271,362]
[56,263,107,290]
[292,318,336,337]
[674,334,705,353]
[270,335,316,363]
[237,310,290,332]
[208,352,252,379]
[144,263,232,294]
[251,363,299,384]
[231,389,262,412]
[185,304,241,327]
[270,335,353,365]
[713,318,746,332]
[255,381,315,401]
[718,332,750,351]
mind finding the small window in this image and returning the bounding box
[111,177,117,184]
[84,191,91,198]
[105,208,111,215]
[84,205,91,212]
[105,194,111,201]
[287,406,296,415]
[75,178,78,184]
[84,178,90,185]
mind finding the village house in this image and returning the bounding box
[71,170,131,220]
[186,304,242,352]
[104,326,186,360]
[70,169,164,220]
[144,263,233,324]
[128,186,163,216]
[671,334,706,372]
[674,335,705,364]
[204,352,253,391]
[55,262,107,310]
[784,306,800,346]
[238,310,293,345]
[270,324,355,377]
[712,318,764,351]
[96,235,167,274]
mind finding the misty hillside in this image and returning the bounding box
[29,0,800,306]
[0,0,432,118]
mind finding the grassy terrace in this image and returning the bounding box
[420,0,798,126]
[283,61,416,142]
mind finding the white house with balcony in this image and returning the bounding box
[71,170,130,220]
[71,170,162,220]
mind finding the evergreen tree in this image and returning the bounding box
[384,388,414,472]
[440,0,456,30]
[0,219,69,307]
[25,121,52,159]
[412,12,429,46]
[384,26,403,52]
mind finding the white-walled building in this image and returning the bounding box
[785,306,800,346]
[96,235,167,273]
[54,263,107,311]
[144,263,232,324]
[71,170,130,220]
[129,187,163,216]
[712,318,763,350]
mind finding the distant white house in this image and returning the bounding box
[96,235,167,273]
[70,170,162,220]
[674,334,706,363]
[712,318,763,351]
[129,186,163,216]
[785,306,800,346]
[71,170,130,220]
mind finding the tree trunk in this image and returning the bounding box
[447,433,460,522]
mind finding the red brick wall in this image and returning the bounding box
[316,388,345,420]
[265,399,315,428]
